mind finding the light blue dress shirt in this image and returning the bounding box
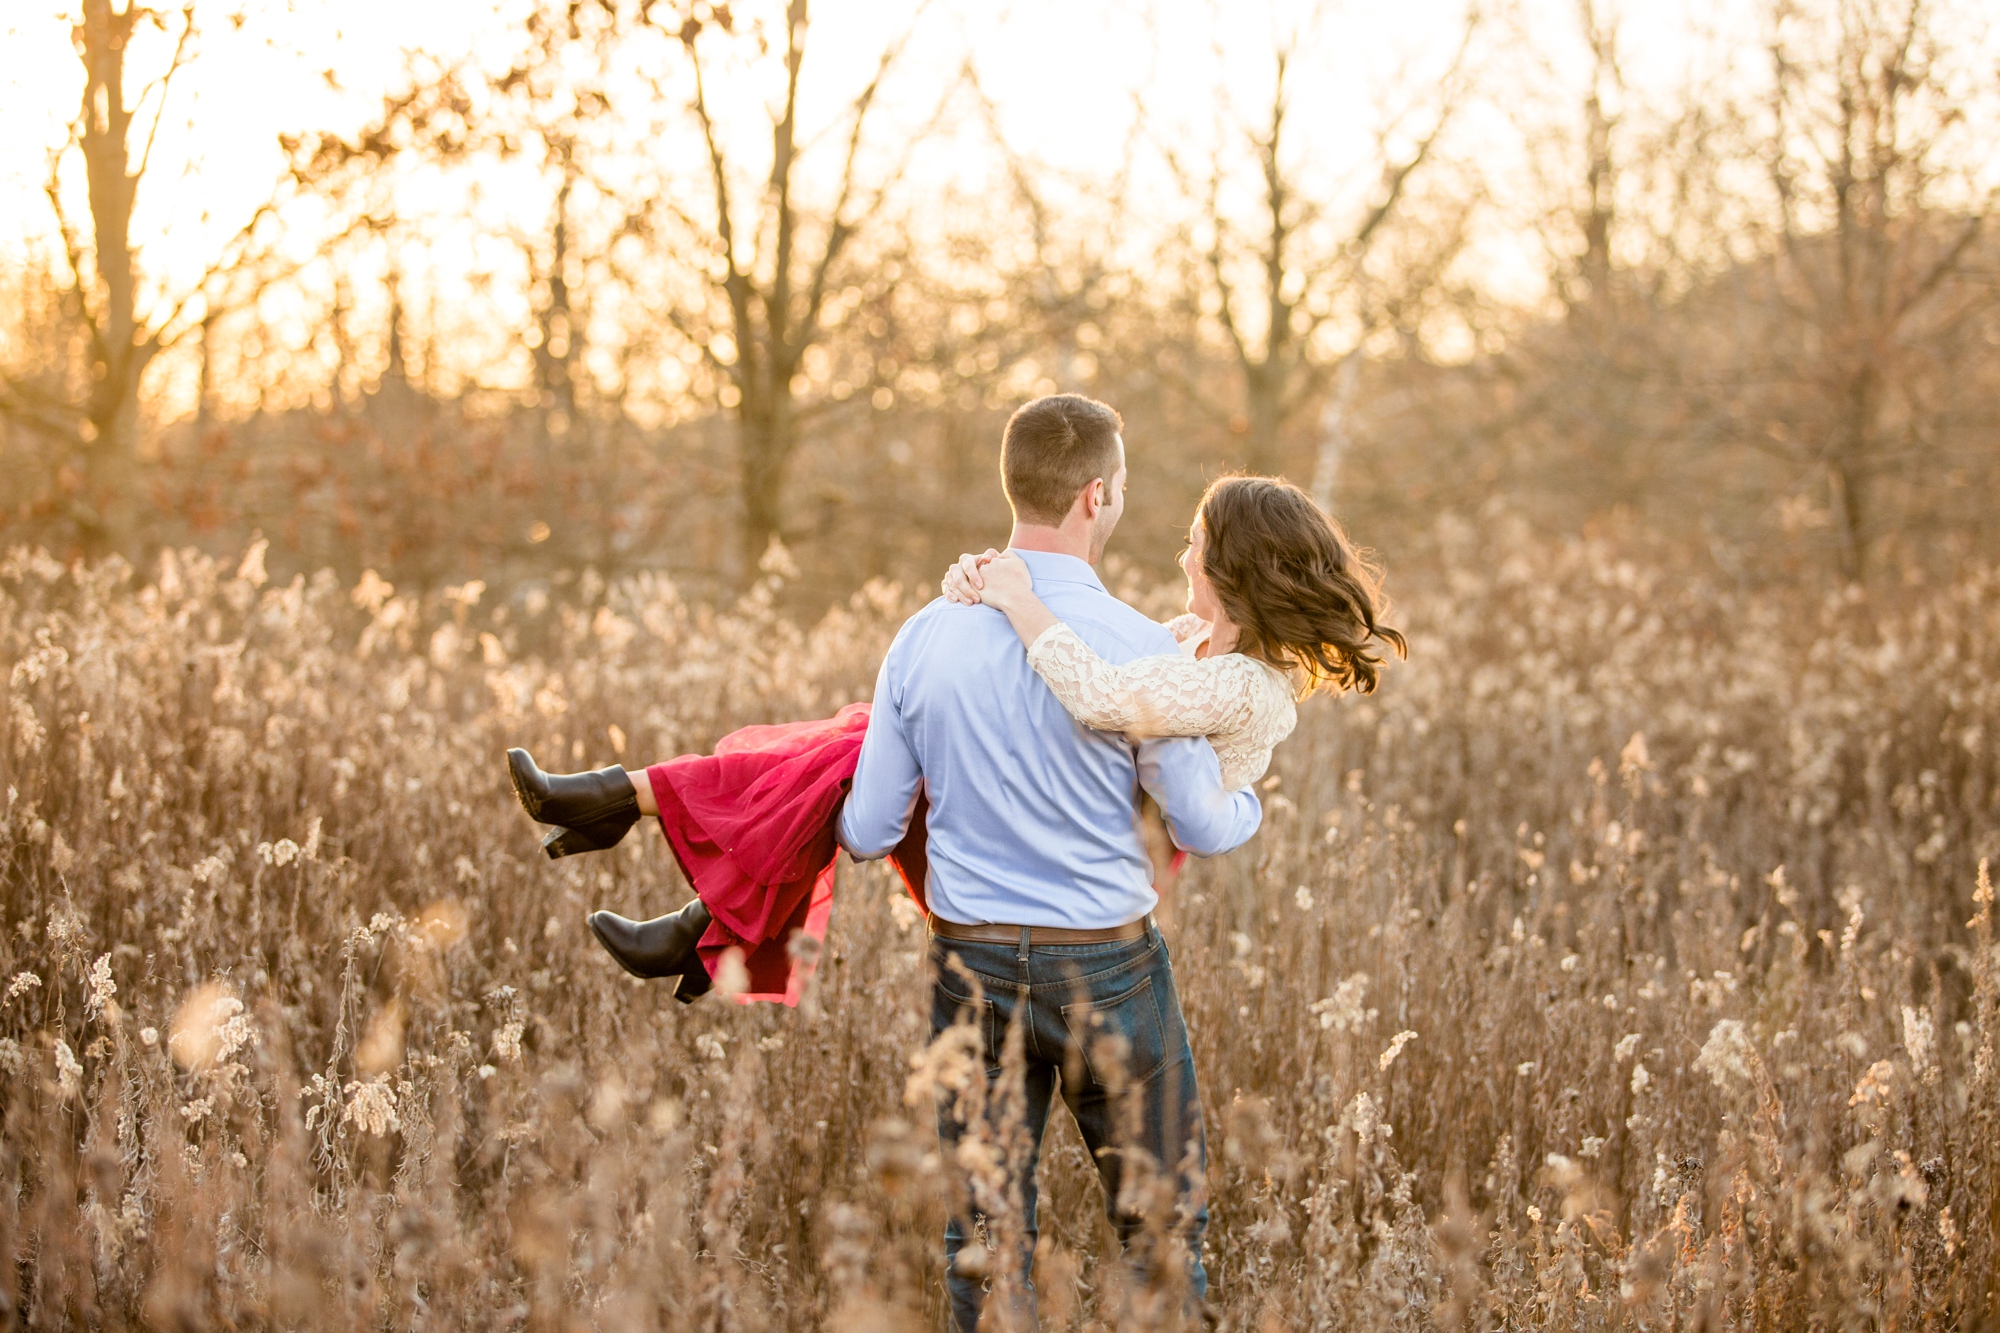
[836,550,1263,928]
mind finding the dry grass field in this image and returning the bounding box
[1,531,1994,1330]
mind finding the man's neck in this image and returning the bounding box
[1007,522,1094,564]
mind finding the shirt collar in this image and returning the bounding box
[1011,549,1107,593]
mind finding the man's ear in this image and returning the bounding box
[1078,478,1105,519]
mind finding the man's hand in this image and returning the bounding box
[941,549,1001,604]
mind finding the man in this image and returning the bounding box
[838,393,1262,1330]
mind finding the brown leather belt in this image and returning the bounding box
[929,917,1150,946]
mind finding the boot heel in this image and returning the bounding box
[542,826,590,859]
[541,818,633,859]
[672,959,713,1004]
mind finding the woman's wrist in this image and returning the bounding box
[1003,600,1058,647]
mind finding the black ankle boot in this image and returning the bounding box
[508,749,640,859]
[587,900,713,997]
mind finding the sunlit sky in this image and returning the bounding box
[11,0,1989,416]
[1,0,1743,271]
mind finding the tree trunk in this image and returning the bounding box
[534,163,581,424]
[1826,460,1865,584]
[736,394,797,578]
[76,0,146,548]
[1244,362,1285,476]
[196,309,218,426]
[1575,0,1618,314]
[1827,357,1877,582]
[1310,354,1361,511]
[381,271,411,400]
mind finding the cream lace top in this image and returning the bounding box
[1025,612,1298,791]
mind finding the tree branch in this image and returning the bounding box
[1348,7,1478,257]
[797,4,938,350]
[43,136,105,359]
[132,2,198,186]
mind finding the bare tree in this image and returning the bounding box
[1570,0,1622,314]
[1747,0,1995,579]
[658,0,932,579]
[1369,0,2000,578]
[285,6,650,427]
[488,4,667,428]
[0,1,281,549]
[1159,6,1484,479]
[1474,0,1669,516]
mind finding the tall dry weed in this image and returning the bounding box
[0,531,1993,1328]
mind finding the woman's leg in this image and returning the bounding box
[624,767,659,817]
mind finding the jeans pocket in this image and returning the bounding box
[1062,974,1167,1087]
[932,980,1003,1072]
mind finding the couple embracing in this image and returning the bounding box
[506,393,1404,1328]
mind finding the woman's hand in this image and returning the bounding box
[953,551,1057,649]
[942,549,1001,604]
[973,552,1034,613]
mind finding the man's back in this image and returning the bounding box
[839,550,1260,927]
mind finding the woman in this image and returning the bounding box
[506,475,1404,1005]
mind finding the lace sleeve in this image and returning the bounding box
[1025,623,1259,740]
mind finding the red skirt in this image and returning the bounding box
[644,704,929,1006]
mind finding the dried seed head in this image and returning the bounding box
[342,1079,399,1137]
[1901,1006,1938,1082]
[54,1039,83,1100]
[1694,1019,1757,1091]
[85,954,118,1020]
[168,981,251,1073]
[1378,1030,1418,1071]
[1849,1060,1898,1110]
[1309,973,1374,1033]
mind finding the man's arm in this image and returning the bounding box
[1136,735,1262,856]
[837,644,924,859]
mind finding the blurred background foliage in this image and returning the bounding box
[2,0,1996,607]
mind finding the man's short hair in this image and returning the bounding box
[1000,394,1125,526]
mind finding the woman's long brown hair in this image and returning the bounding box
[1196,475,1408,694]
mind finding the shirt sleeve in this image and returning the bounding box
[1026,623,1257,739]
[836,638,924,860]
[1135,734,1262,857]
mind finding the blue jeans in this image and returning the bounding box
[929,920,1209,1332]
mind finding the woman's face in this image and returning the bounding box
[1179,517,1225,624]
